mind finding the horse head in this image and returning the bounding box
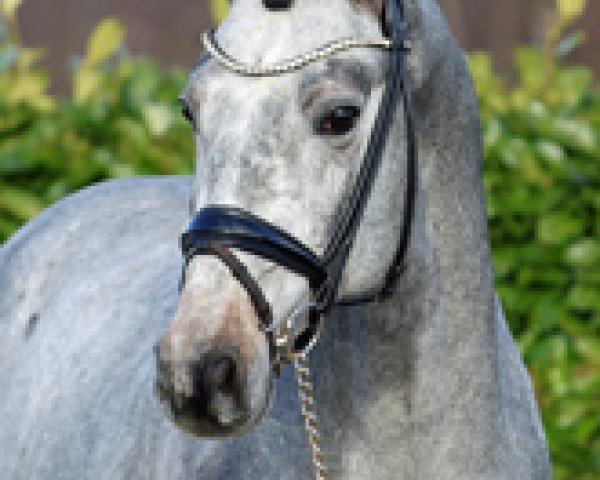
[155,0,445,438]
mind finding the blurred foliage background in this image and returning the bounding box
[0,0,598,478]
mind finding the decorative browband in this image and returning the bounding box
[201,29,410,78]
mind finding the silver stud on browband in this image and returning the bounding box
[202,29,410,78]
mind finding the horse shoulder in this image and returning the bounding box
[0,176,192,346]
[0,176,228,480]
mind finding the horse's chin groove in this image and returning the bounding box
[163,393,274,439]
[169,412,254,439]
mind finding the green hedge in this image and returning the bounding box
[0,17,194,237]
[469,5,599,476]
[0,2,598,479]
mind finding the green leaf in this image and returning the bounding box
[549,118,596,153]
[565,239,600,267]
[556,312,592,337]
[468,52,494,87]
[500,137,528,168]
[556,0,588,23]
[210,0,229,23]
[483,116,504,152]
[5,71,53,110]
[142,104,174,136]
[83,18,125,67]
[535,140,566,168]
[537,213,584,245]
[1,0,24,20]
[567,285,599,311]
[575,337,600,364]
[520,101,552,131]
[515,47,545,92]
[0,185,43,220]
[554,67,593,106]
[74,67,103,103]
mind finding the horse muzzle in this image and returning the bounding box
[155,345,272,438]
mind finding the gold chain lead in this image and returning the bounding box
[294,353,329,480]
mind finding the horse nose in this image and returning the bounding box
[193,348,249,427]
[202,353,237,393]
[154,343,252,431]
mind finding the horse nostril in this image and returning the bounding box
[202,354,237,392]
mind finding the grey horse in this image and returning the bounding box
[0,0,551,478]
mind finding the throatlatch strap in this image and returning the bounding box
[317,4,414,312]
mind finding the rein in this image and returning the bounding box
[180,1,416,478]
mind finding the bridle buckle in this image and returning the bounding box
[269,298,321,373]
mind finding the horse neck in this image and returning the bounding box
[309,194,451,477]
[308,47,507,477]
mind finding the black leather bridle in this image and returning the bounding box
[180,0,417,372]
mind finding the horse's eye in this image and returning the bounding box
[179,99,195,126]
[315,105,361,136]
